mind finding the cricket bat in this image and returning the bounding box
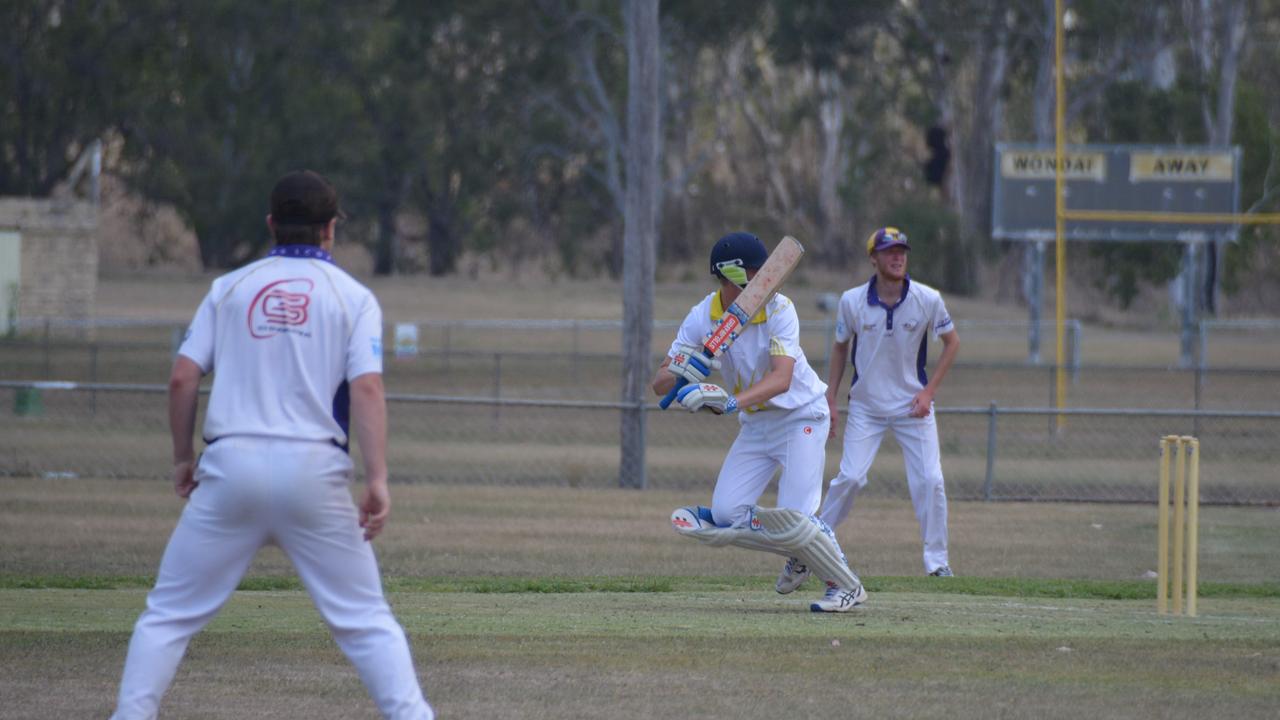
[659,235,805,409]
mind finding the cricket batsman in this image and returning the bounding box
[653,231,867,613]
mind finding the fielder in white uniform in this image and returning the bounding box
[111,171,434,720]
[653,232,866,613]
[805,226,960,580]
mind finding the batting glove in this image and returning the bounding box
[668,343,721,385]
[675,383,738,415]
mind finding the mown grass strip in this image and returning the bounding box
[4,573,1279,599]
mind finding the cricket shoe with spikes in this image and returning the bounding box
[810,581,868,613]
[775,556,811,595]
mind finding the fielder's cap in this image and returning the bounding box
[270,170,345,226]
[866,226,910,255]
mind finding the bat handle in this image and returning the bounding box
[659,377,689,409]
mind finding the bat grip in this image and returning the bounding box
[659,377,689,409]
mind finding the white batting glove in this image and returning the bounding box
[668,344,721,385]
[675,383,739,415]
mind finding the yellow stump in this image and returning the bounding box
[1157,435,1199,617]
[1157,437,1172,615]
[1184,436,1200,617]
[1172,440,1186,615]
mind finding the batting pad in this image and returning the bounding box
[753,507,862,591]
[672,506,794,557]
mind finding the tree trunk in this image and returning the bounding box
[817,70,848,267]
[619,0,660,489]
[1195,0,1247,316]
[427,207,457,276]
[373,199,399,276]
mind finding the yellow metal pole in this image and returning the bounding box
[1172,439,1187,615]
[1157,437,1172,615]
[1185,436,1200,617]
[1053,0,1067,429]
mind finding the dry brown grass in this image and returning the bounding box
[4,477,1278,583]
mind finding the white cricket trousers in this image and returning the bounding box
[819,406,950,574]
[711,405,830,528]
[111,437,433,720]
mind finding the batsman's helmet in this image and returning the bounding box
[866,226,910,255]
[710,232,768,287]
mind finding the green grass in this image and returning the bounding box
[3,480,1279,718]
[6,573,1280,600]
[2,587,1278,719]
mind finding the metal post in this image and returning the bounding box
[90,343,99,416]
[1069,319,1081,384]
[1025,241,1044,364]
[572,320,580,378]
[492,352,502,429]
[983,402,998,501]
[1179,242,1198,368]
[443,324,452,372]
[1048,365,1057,435]
[1193,363,1204,438]
[42,318,51,378]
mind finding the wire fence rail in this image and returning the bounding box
[2,380,1277,506]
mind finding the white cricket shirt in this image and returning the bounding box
[835,275,954,417]
[669,291,827,421]
[178,245,384,448]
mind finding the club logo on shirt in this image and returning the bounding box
[862,322,878,333]
[248,278,314,339]
[903,319,919,331]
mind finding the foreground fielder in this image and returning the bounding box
[654,232,867,613]
[111,171,434,719]
[777,227,959,593]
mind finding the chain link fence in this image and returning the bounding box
[3,381,1277,505]
[3,316,1278,503]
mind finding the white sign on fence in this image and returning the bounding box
[394,323,419,359]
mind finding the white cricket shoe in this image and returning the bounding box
[775,556,811,595]
[928,565,954,577]
[810,582,868,613]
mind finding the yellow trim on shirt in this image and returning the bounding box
[711,291,768,324]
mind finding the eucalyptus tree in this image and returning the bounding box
[0,0,162,196]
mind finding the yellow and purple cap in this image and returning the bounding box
[866,227,910,255]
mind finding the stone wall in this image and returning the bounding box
[0,198,98,333]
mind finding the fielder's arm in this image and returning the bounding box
[350,372,390,541]
[168,355,204,498]
[824,336,853,438]
[909,329,960,417]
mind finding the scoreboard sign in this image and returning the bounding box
[992,143,1241,242]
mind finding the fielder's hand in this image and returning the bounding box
[668,343,721,385]
[359,481,391,541]
[909,389,934,418]
[172,460,198,498]
[676,383,738,415]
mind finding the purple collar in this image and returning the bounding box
[268,244,336,264]
[867,275,910,310]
